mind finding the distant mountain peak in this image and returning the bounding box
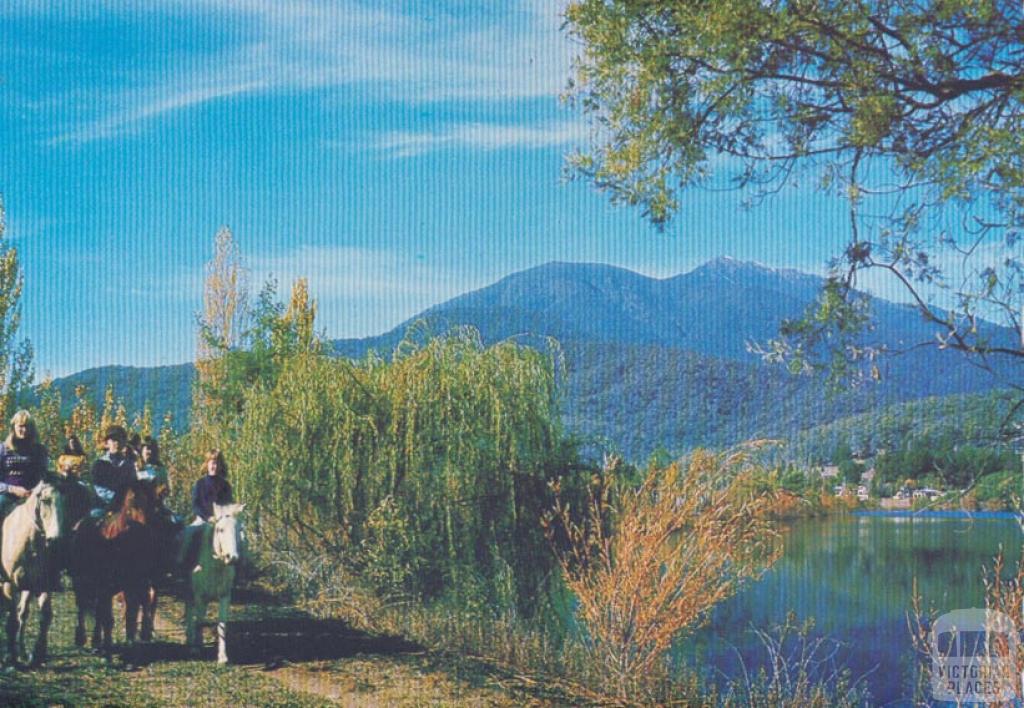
[684,256,823,287]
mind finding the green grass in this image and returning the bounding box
[0,589,330,707]
[0,584,572,707]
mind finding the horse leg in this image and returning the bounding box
[216,594,230,665]
[4,599,17,665]
[124,589,139,644]
[73,582,88,647]
[90,597,102,651]
[97,594,114,660]
[15,591,31,665]
[184,598,196,651]
[30,592,51,667]
[141,584,156,642]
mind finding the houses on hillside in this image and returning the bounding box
[816,462,947,504]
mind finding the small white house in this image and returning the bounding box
[820,465,840,480]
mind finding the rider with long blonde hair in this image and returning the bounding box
[0,410,48,521]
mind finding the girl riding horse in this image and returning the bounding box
[176,449,233,574]
[0,411,48,525]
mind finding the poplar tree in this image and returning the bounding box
[0,198,33,419]
[194,227,250,443]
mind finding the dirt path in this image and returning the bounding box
[149,585,570,706]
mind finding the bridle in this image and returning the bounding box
[211,514,241,564]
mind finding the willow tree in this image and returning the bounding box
[233,325,578,610]
[565,1,1024,409]
[373,327,570,605]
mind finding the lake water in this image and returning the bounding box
[681,512,1022,706]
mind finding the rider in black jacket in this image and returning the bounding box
[90,425,135,508]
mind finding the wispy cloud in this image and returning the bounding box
[369,120,586,158]
[247,244,488,338]
[249,245,463,300]
[52,78,268,144]
[19,0,573,144]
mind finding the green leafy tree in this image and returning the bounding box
[68,384,97,451]
[839,459,862,487]
[565,1,1024,393]
[232,326,578,612]
[32,378,63,457]
[0,198,33,419]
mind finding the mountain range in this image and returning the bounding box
[48,258,1018,462]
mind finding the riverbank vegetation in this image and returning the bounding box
[5,222,1003,705]
[13,267,868,703]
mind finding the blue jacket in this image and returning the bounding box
[192,474,233,521]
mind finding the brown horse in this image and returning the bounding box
[69,480,163,657]
[119,480,178,643]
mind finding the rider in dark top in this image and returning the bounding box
[176,449,233,573]
[91,425,136,508]
[0,410,48,522]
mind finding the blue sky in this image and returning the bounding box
[0,1,900,377]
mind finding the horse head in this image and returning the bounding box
[32,482,66,543]
[211,503,245,566]
[122,480,160,523]
[100,480,160,540]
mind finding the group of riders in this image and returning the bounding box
[0,409,233,578]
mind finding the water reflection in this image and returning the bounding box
[681,514,1020,704]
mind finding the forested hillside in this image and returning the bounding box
[44,259,1017,461]
[783,390,1019,465]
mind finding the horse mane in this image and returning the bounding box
[99,481,157,541]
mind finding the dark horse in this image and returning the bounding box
[69,480,164,657]
[124,479,178,643]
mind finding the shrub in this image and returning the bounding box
[545,448,783,699]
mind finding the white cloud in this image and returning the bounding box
[28,0,574,144]
[246,245,489,337]
[371,120,586,158]
[53,77,269,144]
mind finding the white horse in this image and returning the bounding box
[1,482,67,667]
[184,503,244,664]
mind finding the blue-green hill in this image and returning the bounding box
[46,259,1018,461]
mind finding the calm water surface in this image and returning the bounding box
[682,513,1021,705]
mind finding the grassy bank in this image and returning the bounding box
[0,585,580,707]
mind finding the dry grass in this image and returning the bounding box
[721,613,871,707]
[909,546,1024,706]
[983,548,1024,703]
